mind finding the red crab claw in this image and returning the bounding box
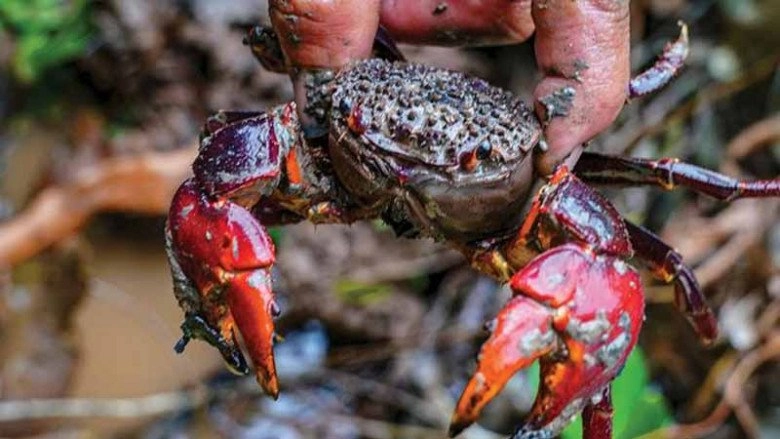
[450,244,644,437]
[166,179,280,397]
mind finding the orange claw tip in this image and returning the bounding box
[256,369,280,399]
[251,343,280,399]
[447,414,472,438]
[450,372,494,438]
[224,271,281,396]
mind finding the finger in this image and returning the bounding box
[532,0,630,175]
[379,0,534,46]
[269,0,380,70]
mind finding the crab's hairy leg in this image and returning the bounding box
[574,152,780,200]
[624,221,718,342]
[582,387,614,439]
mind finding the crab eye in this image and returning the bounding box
[338,98,352,115]
[476,141,492,160]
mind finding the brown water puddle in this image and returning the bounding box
[68,238,222,436]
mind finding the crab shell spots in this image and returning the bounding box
[329,59,541,241]
[193,109,285,198]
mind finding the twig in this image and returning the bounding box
[693,203,777,288]
[722,113,780,175]
[316,368,448,427]
[0,387,207,421]
[0,147,196,266]
[661,331,780,438]
[271,412,452,439]
[659,197,779,288]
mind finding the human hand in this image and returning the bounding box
[268,0,630,174]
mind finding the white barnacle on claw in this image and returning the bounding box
[612,258,628,275]
[179,203,194,218]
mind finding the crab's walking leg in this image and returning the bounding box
[574,152,780,200]
[582,387,614,439]
[452,168,644,438]
[628,22,689,99]
[624,221,718,342]
[574,150,780,340]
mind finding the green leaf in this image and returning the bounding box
[334,279,393,306]
[522,347,673,439]
[1,0,93,83]
[268,226,284,246]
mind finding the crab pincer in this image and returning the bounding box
[166,179,281,397]
[165,108,301,398]
[451,243,644,437]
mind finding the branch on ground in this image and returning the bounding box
[0,147,196,267]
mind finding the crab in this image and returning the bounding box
[165,24,780,438]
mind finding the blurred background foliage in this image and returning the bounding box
[0,0,93,84]
[0,1,778,438]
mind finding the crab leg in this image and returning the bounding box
[450,244,644,435]
[574,152,780,200]
[628,22,689,99]
[624,221,718,342]
[582,387,614,439]
[452,168,645,438]
[166,103,388,397]
[452,243,643,438]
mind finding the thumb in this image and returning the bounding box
[531,0,630,175]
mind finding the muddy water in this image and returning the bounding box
[69,238,222,436]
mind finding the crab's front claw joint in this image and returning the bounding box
[166,178,280,398]
[450,244,645,437]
